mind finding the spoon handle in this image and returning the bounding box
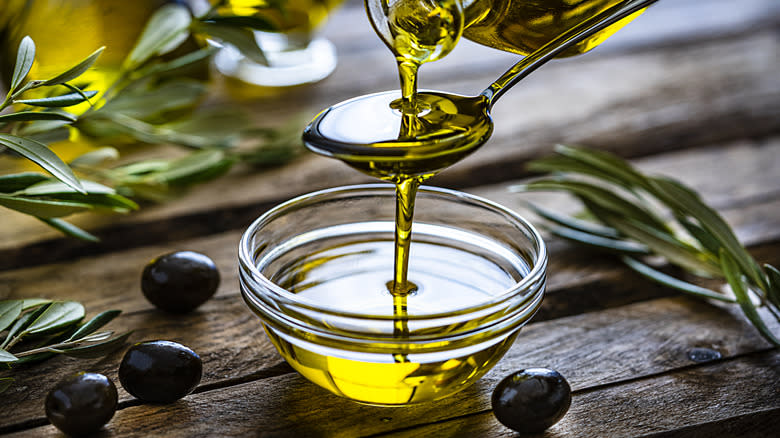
[481,0,660,108]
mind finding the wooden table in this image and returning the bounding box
[2,0,779,436]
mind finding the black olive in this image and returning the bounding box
[491,367,572,434]
[119,340,202,403]
[45,372,118,436]
[141,250,220,313]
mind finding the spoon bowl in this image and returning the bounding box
[303,0,658,181]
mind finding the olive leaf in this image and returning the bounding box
[0,111,77,123]
[39,218,99,242]
[124,3,193,71]
[15,90,98,107]
[9,36,35,94]
[0,173,49,193]
[0,301,24,333]
[518,145,779,346]
[0,134,84,193]
[24,301,84,336]
[196,22,268,64]
[43,46,105,86]
[0,349,18,363]
[0,194,94,218]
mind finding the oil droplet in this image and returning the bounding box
[687,347,722,363]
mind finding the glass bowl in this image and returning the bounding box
[239,184,547,406]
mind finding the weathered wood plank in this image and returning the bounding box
[6,296,777,436]
[369,351,780,438]
[0,27,777,255]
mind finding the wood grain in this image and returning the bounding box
[5,296,776,436]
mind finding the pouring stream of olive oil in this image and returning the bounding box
[291,0,657,404]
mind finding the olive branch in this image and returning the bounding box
[0,299,131,394]
[0,3,303,241]
[513,145,780,347]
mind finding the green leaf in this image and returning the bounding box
[0,193,93,218]
[15,179,115,196]
[0,111,77,123]
[68,310,121,341]
[621,256,734,302]
[134,46,217,79]
[201,14,277,31]
[720,250,780,346]
[553,144,653,191]
[10,36,35,93]
[520,179,670,232]
[98,80,205,120]
[0,377,13,394]
[43,46,105,86]
[70,147,120,167]
[156,149,234,185]
[17,122,72,139]
[15,90,98,107]
[1,303,50,349]
[764,264,780,308]
[675,214,723,256]
[196,22,268,64]
[522,201,622,239]
[124,3,192,70]
[0,301,23,333]
[649,177,767,291]
[0,133,84,193]
[602,213,721,276]
[0,349,18,363]
[59,330,132,359]
[0,172,48,193]
[22,299,52,310]
[39,218,99,242]
[547,225,650,254]
[25,301,84,336]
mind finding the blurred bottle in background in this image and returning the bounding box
[205,0,346,88]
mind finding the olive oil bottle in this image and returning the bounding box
[462,0,642,56]
[0,0,170,94]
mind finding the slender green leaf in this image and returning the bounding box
[98,80,205,120]
[522,201,621,239]
[621,256,733,302]
[10,36,35,93]
[39,218,99,242]
[1,303,50,349]
[547,225,649,254]
[70,147,120,167]
[62,83,96,107]
[25,301,85,335]
[59,330,132,359]
[15,90,98,107]
[17,122,72,139]
[649,177,767,290]
[15,179,115,196]
[201,15,277,31]
[68,310,121,341]
[602,214,721,276]
[0,377,13,394]
[0,349,18,363]
[156,149,234,185]
[22,299,51,310]
[0,111,77,123]
[527,155,634,192]
[764,264,780,308]
[0,173,48,193]
[0,301,23,333]
[197,22,268,64]
[675,214,722,256]
[134,46,217,79]
[520,179,670,232]
[43,46,105,85]
[124,4,192,70]
[0,133,84,193]
[554,144,653,190]
[720,250,780,346]
[0,194,93,218]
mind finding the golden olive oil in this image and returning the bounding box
[462,0,643,56]
[261,235,529,405]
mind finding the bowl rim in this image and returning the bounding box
[238,183,547,322]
